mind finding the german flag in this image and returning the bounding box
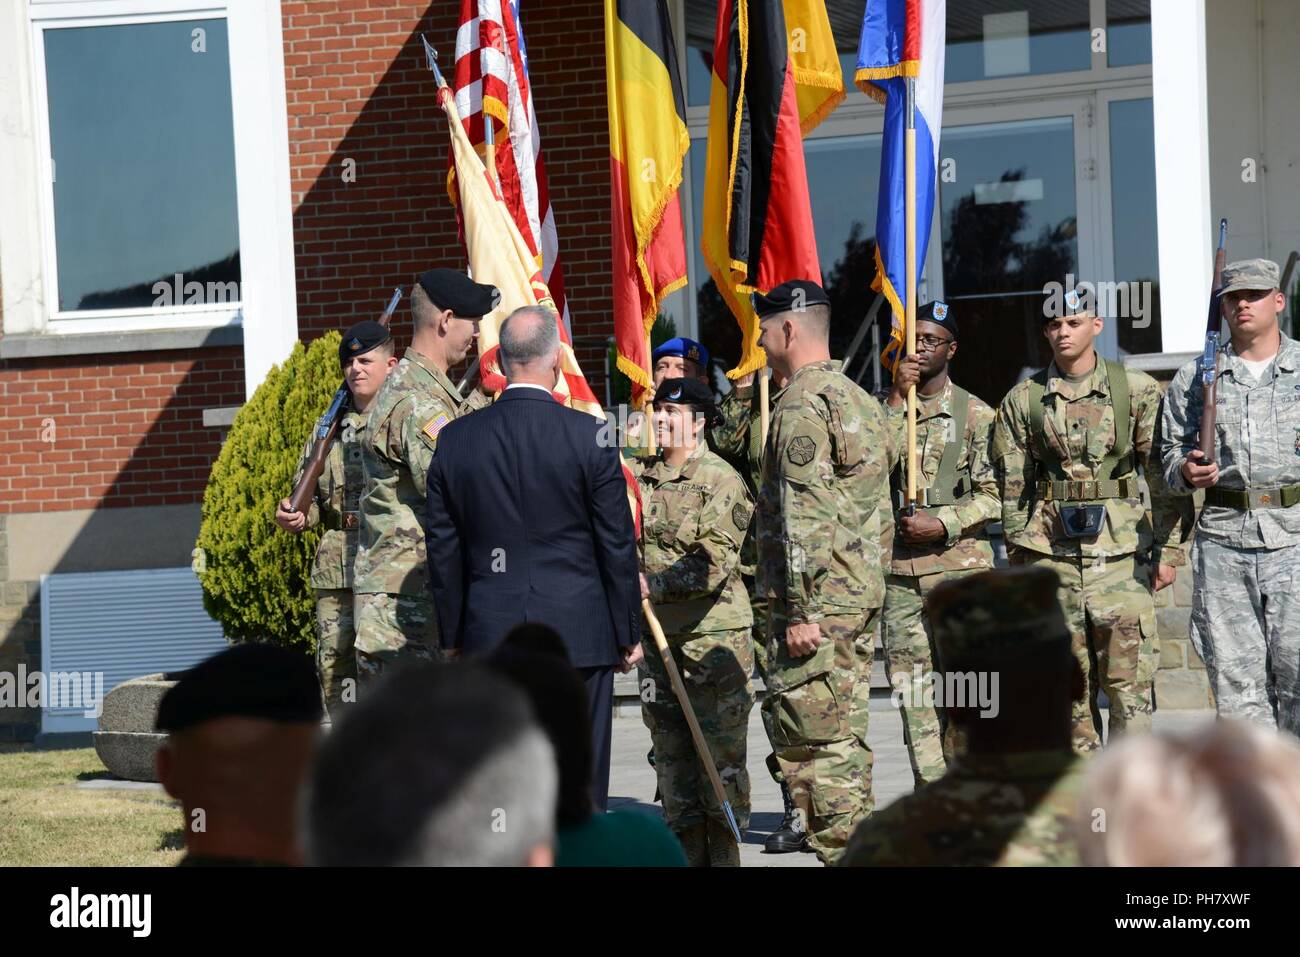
[701,0,844,379]
[606,0,689,402]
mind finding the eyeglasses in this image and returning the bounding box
[916,334,953,350]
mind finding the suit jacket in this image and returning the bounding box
[425,386,641,667]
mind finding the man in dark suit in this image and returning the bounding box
[425,305,644,810]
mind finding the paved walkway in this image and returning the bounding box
[608,702,1214,867]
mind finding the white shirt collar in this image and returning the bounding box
[505,382,553,393]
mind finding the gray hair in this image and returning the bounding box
[302,664,558,867]
[499,306,560,375]
[401,727,557,867]
[1075,720,1300,866]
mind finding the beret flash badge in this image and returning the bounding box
[787,435,816,466]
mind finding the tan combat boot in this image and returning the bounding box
[674,823,710,867]
[707,819,741,867]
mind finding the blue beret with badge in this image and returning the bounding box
[652,337,710,369]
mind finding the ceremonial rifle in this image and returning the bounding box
[1197,219,1229,464]
[286,288,403,514]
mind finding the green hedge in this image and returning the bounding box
[195,333,342,651]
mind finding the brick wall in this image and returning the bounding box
[283,0,615,395]
[0,349,244,513]
[0,0,616,522]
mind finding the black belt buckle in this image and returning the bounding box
[1059,504,1105,539]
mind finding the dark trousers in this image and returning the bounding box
[579,665,615,812]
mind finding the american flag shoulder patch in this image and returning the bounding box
[421,412,451,445]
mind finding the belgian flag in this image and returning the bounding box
[701,0,844,379]
[606,0,690,401]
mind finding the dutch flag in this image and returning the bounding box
[856,0,946,372]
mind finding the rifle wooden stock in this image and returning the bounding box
[285,288,402,515]
[1197,219,1229,464]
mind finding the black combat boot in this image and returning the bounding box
[764,782,807,853]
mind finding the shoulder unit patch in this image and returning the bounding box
[787,435,817,467]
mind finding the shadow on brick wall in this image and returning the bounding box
[290,1,615,398]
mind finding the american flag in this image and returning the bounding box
[452,0,570,338]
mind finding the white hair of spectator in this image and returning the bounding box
[399,726,557,867]
[499,305,560,375]
[1076,719,1300,866]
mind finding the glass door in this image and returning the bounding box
[929,97,1105,405]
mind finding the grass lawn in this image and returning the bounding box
[0,745,183,867]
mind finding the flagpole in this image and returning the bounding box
[904,76,918,507]
[645,328,656,455]
[484,106,499,190]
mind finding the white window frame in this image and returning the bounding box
[667,0,1155,361]
[29,4,240,332]
[4,0,297,394]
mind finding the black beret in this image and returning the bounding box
[752,279,830,319]
[916,300,957,340]
[417,268,499,318]
[339,319,392,365]
[156,644,323,732]
[653,376,716,412]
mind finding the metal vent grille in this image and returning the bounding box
[40,567,228,734]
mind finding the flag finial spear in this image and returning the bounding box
[421,34,448,88]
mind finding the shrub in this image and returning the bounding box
[195,333,342,651]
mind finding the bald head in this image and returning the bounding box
[499,306,561,382]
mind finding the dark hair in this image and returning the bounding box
[484,640,594,828]
[503,622,571,662]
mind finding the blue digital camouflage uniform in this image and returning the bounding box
[1161,328,1300,733]
[756,359,896,865]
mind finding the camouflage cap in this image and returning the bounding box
[926,567,1070,661]
[1221,258,1280,295]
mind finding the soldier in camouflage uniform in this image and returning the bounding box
[841,567,1087,867]
[992,296,1189,753]
[712,366,807,851]
[633,377,754,867]
[1160,259,1300,733]
[276,320,397,717]
[881,302,999,786]
[754,280,895,865]
[353,269,496,686]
